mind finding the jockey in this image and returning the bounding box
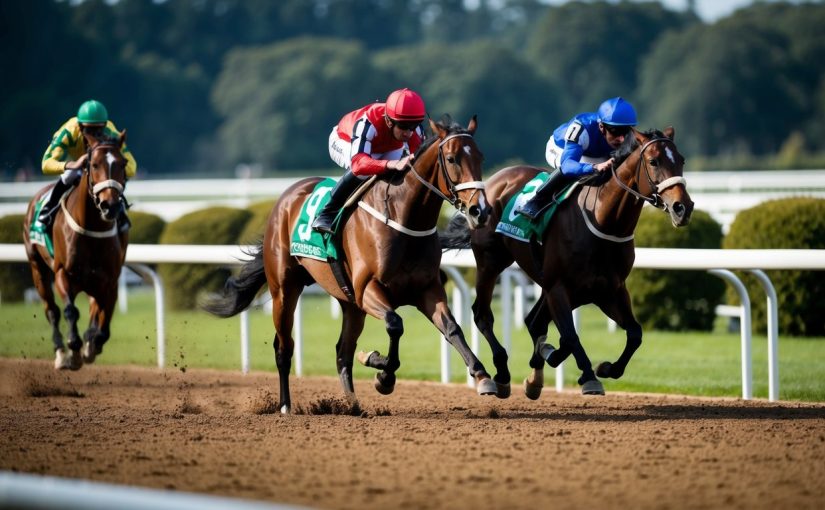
[39,99,137,233]
[517,96,637,219]
[311,88,427,234]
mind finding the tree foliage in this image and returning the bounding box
[2,1,825,178]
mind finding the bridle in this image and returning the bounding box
[411,132,485,214]
[610,137,686,212]
[58,141,126,238]
[358,131,486,237]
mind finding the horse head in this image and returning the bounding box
[421,115,489,228]
[614,127,693,227]
[83,131,128,223]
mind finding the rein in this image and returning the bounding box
[610,137,686,211]
[582,136,686,244]
[361,132,485,237]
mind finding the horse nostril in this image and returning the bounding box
[469,205,481,218]
[673,202,684,217]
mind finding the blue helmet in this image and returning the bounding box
[597,97,637,126]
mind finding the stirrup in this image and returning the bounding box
[311,216,335,235]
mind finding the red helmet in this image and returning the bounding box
[385,88,426,123]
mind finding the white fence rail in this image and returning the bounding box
[3,171,825,230]
[2,244,825,401]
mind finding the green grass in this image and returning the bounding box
[2,289,824,402]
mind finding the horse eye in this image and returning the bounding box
[648,158,658,167]
[447,155,456,165]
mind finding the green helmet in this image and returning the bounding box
[77,100,108,124]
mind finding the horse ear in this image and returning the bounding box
[633,127,646,145]
[663,126,675,140]
[467,114,478,135]
[119,129,127,147]
[429,118,446,138]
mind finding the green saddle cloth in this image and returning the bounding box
[495,173,576,244]
[289,178,341,261]
[28,196,54,257]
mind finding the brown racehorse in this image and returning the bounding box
[23,132,129,370]
[204,116,497,413]
[441,128,693,398]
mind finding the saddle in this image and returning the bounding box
[495,175,577,244]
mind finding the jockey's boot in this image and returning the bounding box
[37,179,72,234]
[516,169,570,220]
[311,171,362,235]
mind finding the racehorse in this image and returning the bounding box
[23,132,129,370]
[440,127,693,398]
[203,116,497,413]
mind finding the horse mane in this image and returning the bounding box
[414,114,471,158]
[611,128,666,167]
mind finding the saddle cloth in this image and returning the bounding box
[28,193,54,257]
[495,173,576,244]
[289,178,340,261]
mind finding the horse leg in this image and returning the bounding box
[335,302,366,403]
[595,286,642,380]
[27,256,67,368]
[522,294,552,400]
[544,286,603,395]
[470,242,514,397]
[269,280,302,415]
[417,283,497,396]
[355,282,405,395]
[52,270,83,371]
[83,295,114,364]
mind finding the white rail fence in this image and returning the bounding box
[3,170,825,231]
[2,244,825,402]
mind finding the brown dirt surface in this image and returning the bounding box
[1,358,824,510]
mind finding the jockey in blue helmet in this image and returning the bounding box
[517,97,637,219]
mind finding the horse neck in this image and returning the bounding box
[585,153,646,237]
[388,146,445,229]
[64,171,99,228]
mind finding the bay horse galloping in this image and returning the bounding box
[204,116,496,413]
[441,128,693,398]
[23,132,129,370]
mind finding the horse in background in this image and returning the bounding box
[204,116,496,413]
[441,127,693,398]
[23,132,129,370]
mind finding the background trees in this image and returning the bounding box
[1,0,823,178]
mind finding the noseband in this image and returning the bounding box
[611,137,686,212]
[411,133,485,212]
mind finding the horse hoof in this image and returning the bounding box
[356,350,376,367]
[54,349,72,370]
[581,379,605,396]
[523,378,543,400]
[476,378,498,396]
[374,374,395,395]
[596,361,613,378]
[495,382,511,399]
[279,404,290,415]
[82,342,96,364]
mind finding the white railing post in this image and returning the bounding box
[749,270,779,401]
[708,270,752,400]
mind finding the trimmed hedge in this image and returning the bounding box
[129,211,166,245]
[626,207,725,331]
[723,197,825,336]
[0,215,30,303]
[158,207,252,310]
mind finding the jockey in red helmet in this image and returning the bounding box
[517,96,638,219]
[312,88,427,234]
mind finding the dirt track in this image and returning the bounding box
[1,358,823,510]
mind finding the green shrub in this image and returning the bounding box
[158,207,253,310]
[723,198,825,336]
[0,215,30,303]
[238,199,276,244]
[128,211,166,244]
[627,207,725,331]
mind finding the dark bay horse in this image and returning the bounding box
[23,132,129,370]
[441,128,693,398]
[204,116,497,413]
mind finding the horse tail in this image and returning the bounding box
[201,240,267,318]
[439,214,471,250]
